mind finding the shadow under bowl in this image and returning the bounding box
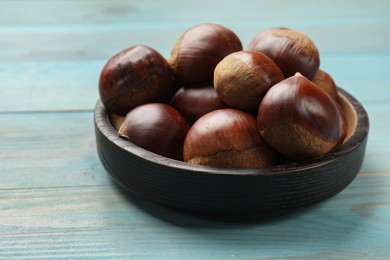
[94,88,369,216]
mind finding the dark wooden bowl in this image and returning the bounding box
[94,88,369,216]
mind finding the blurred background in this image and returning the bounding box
[1,0,388,112]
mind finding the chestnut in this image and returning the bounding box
[183,108,276,168]
[108,112,124,132]
[168,23,243,85]
[335,101,348,146]
[170,83,228,125]
[214,50,284,110]
[312,69,338,101]
[118,103,190,160]
[257,73,343,160]
[99,45,174,116]
[247,27,320,80]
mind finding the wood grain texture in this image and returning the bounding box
[1,0,389,258]
[0,174,389,259]
[0,112,111,189]
[0,55,388,112]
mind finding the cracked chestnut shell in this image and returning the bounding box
[214,50,284,110]
[99,45,174,116]
[183,108,276,168]
[169,23,243,86]
[257,73,343,160]
[118,103,190,160]
[248,27,320,80]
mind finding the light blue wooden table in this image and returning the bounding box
[1,0,389,259]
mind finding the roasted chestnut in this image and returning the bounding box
[169,23,243,85]
[99,45,174,116]
[170,83,227,125]
[214,50,284,110]
[248,27,320,80]
[183,108,276,168]
[257,73,343,160]
[118,103,190,160]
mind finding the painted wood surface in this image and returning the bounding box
[0,0,389,259]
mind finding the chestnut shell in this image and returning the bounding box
[170,84,227,125]
[214,51,284,110]
[248,28,320,80]
[257,74,342,159]
[99,45,174,116]
[183,108,275,168]
[118,103,189,160]
[169,23,243,85]
[312,69,338,101]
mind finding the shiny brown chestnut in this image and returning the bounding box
[183,108,276,168]
[312,69,338,101]
[311,69,347,144]
[99,45,174,116]
[248,27,320,80]
[257,73,343,160]
[118,103,189,160]
[214,50,284,110]
[169,23,243,85]
[335,101,348,146]
[170,83,227,125]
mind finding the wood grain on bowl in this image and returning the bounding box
[94,88,369,215]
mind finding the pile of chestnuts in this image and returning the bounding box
[99,23,347,168]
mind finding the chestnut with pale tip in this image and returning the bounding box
[118,103,190,160]
[99,45,174,116]
[168,23,243,86]
[170,83,228,126]
[248,27,320,80]
[183,108,276,168]
[214,50,284,110]
[257,73,343,160]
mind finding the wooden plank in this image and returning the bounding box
[0,111,112,189]
[361,103,390,173]
[0,61,103,112]
[0,102,388,189]
[0,1,389,62]
[0,54,389,113]
[0,0,388,26]
[0,173,389,258]
[0,23,389,62]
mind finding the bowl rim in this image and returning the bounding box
[94,87,369,177]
